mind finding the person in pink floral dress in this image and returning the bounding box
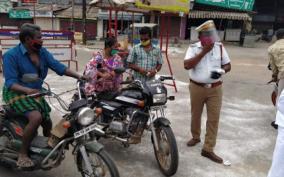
[84,37,123,95]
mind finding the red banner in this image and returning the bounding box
[22,0,37,3]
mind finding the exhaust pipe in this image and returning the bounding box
[108,135,127,143]
[0,157,17,168]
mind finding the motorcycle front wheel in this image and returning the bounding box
[77,149,120,177]
[152,126,179,176]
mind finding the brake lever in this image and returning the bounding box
[27,91,49,98]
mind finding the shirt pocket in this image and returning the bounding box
[137,52,144,63]
[209,55,222,69]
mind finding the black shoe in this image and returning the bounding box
[271,121,278,130]
[186,138,201,147]
[201,150,223,164]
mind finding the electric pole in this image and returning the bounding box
[71,0,74,31]
[82,0,87,45]
[274,0,279,30]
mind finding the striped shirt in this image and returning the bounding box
[127,44,163,82]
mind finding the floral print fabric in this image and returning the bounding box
[84,50,123,95]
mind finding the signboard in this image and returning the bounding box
[195,0,255,11]
[74,32,82,43]
[0,0,12,13]
[9,10,53,19]
[0,30,73,38]
[135,0,190,14]
[9,10,32,19]
[1,40,72,62]
[0,29,78,71]
[30,11,53,18]
[22,0,37,3]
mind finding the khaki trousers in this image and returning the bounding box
[189,82,223,152]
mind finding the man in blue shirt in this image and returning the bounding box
[2,23,86,168]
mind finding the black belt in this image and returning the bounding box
[190,79,222,88]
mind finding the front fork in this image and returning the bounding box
[79,145,94,175]
[150,115,159,150]
[150,106,166,150]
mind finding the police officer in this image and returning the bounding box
[268,29,284,98]
[184,20,231,164]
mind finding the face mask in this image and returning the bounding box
[110,49,119,56]
[200,36,215,46]
[141,39,151,47]
[30,40,42,51]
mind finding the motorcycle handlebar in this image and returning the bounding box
[27,90,50,98]
[120,80,133,85]
[159,76,174,81]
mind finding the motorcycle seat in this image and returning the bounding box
[3,106,28,124]
[97,91,119,101]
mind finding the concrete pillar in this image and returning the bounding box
[179,16,187,39]
[97,19,103,40]
[150,11,155,23]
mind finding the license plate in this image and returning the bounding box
[74,123,98,139]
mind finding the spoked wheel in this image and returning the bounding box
[153,126,178,176]
[77,149,120,177]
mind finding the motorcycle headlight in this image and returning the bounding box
[153,93,167,104]
[77,107,95,126]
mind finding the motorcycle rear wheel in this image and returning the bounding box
[153,126,179,176]
[77,149,120,177]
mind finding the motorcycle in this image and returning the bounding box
[0,76,120,177]
[75,73,179,177]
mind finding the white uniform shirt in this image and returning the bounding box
[276,90,284,127]
[184,42,231,83]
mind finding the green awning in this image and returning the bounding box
[188,10,252,21]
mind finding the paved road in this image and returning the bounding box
[0,42,276,177]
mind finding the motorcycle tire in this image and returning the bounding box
[77,149,120,177]
[152,126,179,176]
[0,125,17,168]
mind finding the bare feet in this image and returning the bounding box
[17,154,34,168]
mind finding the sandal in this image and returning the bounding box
[17,156,34,168]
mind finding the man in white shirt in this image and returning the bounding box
[184,20,231,164]
[268,90,284,177]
